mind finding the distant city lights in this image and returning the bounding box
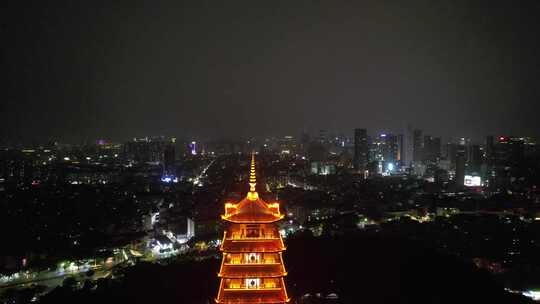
[160,175,178,183]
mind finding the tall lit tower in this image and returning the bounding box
[216,153,290,303]
[354,128,368,172]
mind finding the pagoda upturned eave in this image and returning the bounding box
[221,197,283,223]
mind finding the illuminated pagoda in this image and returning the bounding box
[216,153,290,303]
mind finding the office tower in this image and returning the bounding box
[300,131,310,154]
[216,154,289,303]
[397,134,404,164]
[467,144,482,171]
[455,154,465,187]
[354,128,368,172]
[163,138,176,175]
[455,142,466,186]
[423,136,441,163]
[383,134,399,163]
[402,124,414,167]
[372,133,399,165]
[445,143,458,165]
[413,129,423,162]
[485,135,494,165]
[317,129,328,144]
[495,136,525,165]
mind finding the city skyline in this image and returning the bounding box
[1,128,533,148]
[4,2,540,303]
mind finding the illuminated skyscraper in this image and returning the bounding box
[216,154,289,304]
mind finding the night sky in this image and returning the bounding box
[2,1,540,143]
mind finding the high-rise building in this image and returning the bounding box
[354,128,368,172]
[397,134,404,164]
[317,129,328,144]
[455,142,466,186]
[413,129,423,162]
[445,143,458,165]
[494,136,526,166]
[371,133,399,172]
[467,144,482,171]
[485,135,495,165]
[278,136,297,155]
[163,138,176,175]
[300,131,310,154]
[381,134,399,163]
[455,154,465,187]
[423,136,441,163]
[401,124,414,167]
[188,141,197,155]
[216,154,289,303]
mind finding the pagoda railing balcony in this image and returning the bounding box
[224,286,282,291]
[219,260,287,278]
[224,253,283,265]
[227,229,280,240]
[223,282,282,290]
[225,260,281,265]
[219,271,287,278]
[217,279,290,304]
[223,231,283,242]
[229,235,280,241]
[217,292,289,304]
[220,238,286,253]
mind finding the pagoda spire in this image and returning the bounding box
[247,152,258,200]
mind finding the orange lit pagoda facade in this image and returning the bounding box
[216,154,290,304]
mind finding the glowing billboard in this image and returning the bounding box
[464,175,481,187]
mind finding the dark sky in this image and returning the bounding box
[2,1,540,143]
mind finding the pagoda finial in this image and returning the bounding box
[247,152,258,200]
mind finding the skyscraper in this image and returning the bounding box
[423,135,441,163]
[467,144,482,171]
[354,128,368,172]
[402,124,414,167]
[413,129,423,162]
[163,138,176,175]
[455,142,466,186]
[397,134,404,165]
[371,133,399,171]
[485,135,495,166]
